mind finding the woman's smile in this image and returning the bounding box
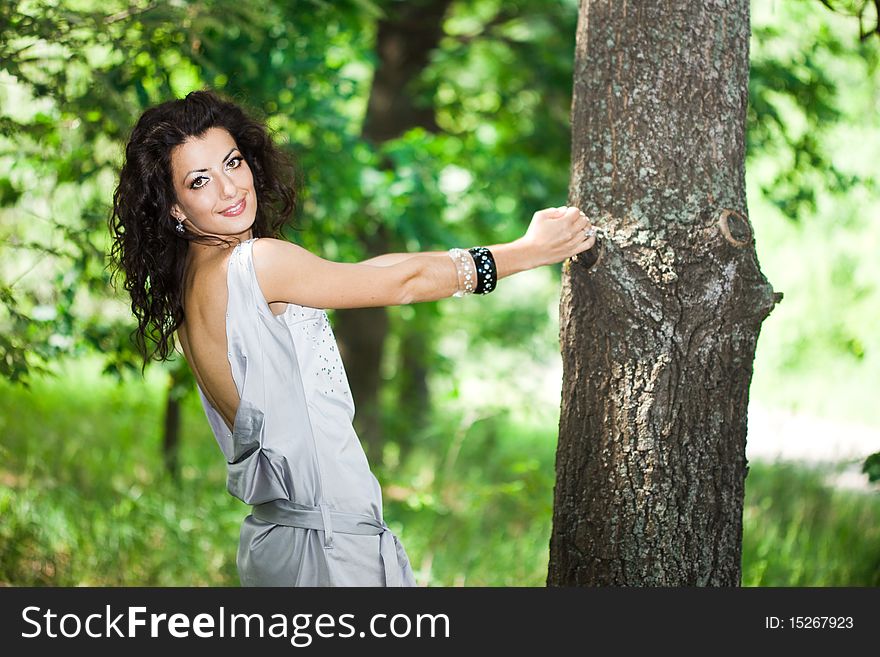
[220,196,247,217]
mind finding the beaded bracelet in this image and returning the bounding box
[468,246,497,294]
[447,248,477,297]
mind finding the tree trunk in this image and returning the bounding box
[396,301,434,452]
[548,0,782,586]
[162,359,194,480]
[333,302,390,466]
[335,0,452,465]
[162,374,181,480]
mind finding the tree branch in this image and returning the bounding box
[103,1,160,25]
[815,0,880,41]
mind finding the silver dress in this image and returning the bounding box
[194,237,417,586]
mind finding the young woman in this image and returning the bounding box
[109,89,597,587]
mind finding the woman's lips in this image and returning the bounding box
[221,197,246,217]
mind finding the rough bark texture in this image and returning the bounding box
[335,0,452,465]
[547,0,782,586]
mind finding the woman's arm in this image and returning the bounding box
[252,206,595,309]
[403,240,537,304]
[359,251,447,267]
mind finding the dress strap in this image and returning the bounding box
[228,238,277,319]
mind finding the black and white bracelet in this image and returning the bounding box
[467,246,497,295]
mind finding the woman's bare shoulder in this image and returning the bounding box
[182,249,234,317]
[252,236,305,258]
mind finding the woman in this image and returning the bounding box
[109,89,597,587]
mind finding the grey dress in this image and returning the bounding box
[194,237,417,587]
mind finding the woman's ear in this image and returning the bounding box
[170,203,184,221]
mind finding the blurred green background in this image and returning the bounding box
[0,0,878,586]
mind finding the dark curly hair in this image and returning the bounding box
[108,89,301,370]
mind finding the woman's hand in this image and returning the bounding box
[519,206,598,267]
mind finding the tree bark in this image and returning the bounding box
[548,0,782,586]
[335,0,452,465]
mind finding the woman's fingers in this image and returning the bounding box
[560,207,586,228]
[576,211,601,242]
[569,212,594,241]
[543,205,602,260]
[572,209,600,259]
[570,233,597,262]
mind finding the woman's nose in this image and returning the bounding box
[219,171,237,198]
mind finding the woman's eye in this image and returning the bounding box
[189,157,241,189]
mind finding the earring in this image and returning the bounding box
[175,217,185,234]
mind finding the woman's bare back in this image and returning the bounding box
[176,247,286,433]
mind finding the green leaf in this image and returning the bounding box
[863,452,880,484]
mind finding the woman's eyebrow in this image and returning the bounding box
[184,147,240,181]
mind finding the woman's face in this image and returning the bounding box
[169,126,257,241]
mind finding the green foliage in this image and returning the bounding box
[815,0,880,41]
[746,3,880,485]
[0,0,580,388]
[3,0,872,406]
[748,2,876,219]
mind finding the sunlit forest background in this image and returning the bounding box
[1,0,878,586]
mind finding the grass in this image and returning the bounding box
[742,461,880,586]
[1,357,878,586]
